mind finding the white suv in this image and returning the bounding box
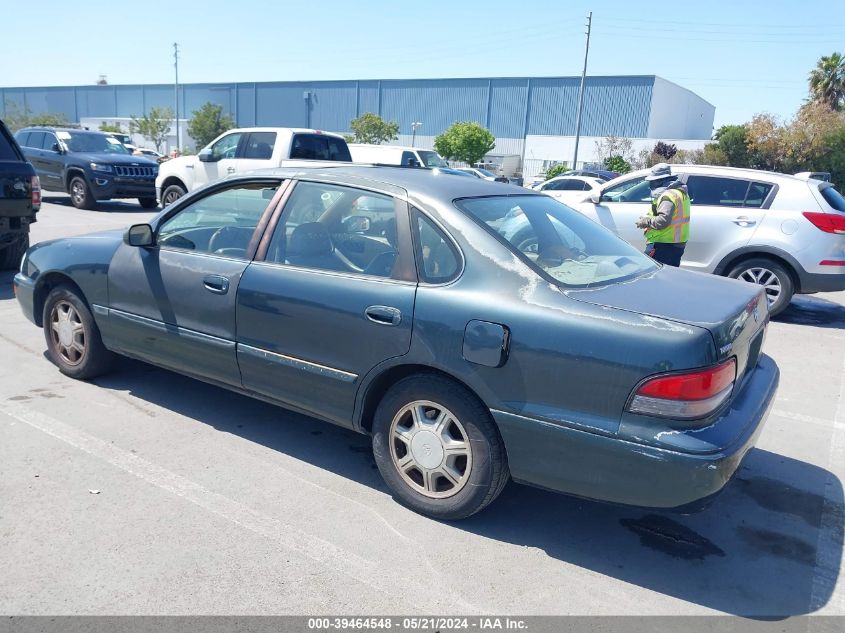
[572,165,845,315]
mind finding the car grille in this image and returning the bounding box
[114,165,155,178]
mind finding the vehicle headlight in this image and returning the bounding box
[90,163,112,173]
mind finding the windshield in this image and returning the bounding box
[476,168,496,178]
[62,132,129,154]
[418,150,448,167]
[456,195,658,287]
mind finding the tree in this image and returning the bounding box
[433,121,495,166]
[604,155,631,174]
[129,107,173,152]
[544,163,569,180]
[745,113,787,171]
[594,136,633,165]
[99,122,124,134]
[187,102,236,149]
[809,52,845,111]
[711,124,752,167]
[3,101,69,131]
[653,141,678,161]
[347,112,399,144]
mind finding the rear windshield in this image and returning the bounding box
[456,195,658,287]
[820,185,845,212]
[0,125,22,160]
[290,134,351,162]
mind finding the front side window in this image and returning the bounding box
[157,181,280,257]
[265,181,401,278]
[417,150,448,167]
[456,195,657,287]
[42,133,59,151]
[242,132,276,159]
[289,134,352,162]
[601,176,651,203]
[210,133,242,160]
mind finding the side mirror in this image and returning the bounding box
[124,224,154,247]
[51,142,63,153]
[198,148,215,162]
[343,215,371,233]
[586,191,601,204]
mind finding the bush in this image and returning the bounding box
[544,163,569,180]
[604,155,631,174]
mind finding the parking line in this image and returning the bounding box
[0,399,475,613]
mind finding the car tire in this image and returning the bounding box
[371,374,509,520]
[42,285,114,380]
[728,257,794,317]
[138,197,158,209]
[161,184,186,207]
[69,176,96,210]
[0,233,29,271]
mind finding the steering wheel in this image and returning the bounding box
[208,226,249,255]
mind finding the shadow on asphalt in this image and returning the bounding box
[41,194,155,213]
[91,357,843,618]
[775,295,845,330]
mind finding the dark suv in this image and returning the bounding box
[0,119,40,269]
[15,127,158,210]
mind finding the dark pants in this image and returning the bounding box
[645,242,685,267]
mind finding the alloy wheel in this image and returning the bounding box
[71,181,86,206]
[49,301,86,365]
[389,400,473,499]
[163,189,183,205]
[737,266,781,307]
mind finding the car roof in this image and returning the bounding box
[232,165,531,202]
[616,164,813,185]
[20,126,106,135]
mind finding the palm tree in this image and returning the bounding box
[809,52,845,111]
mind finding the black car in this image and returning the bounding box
[0,119,40,269]
[15,127,158,210]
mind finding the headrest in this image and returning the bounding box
[288,222,333,257]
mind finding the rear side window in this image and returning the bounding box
[820,185,845,212]
[0,126,22,160]
[242,132,276,159]
[13,131,30,149]
[413,210,460,283]
[290,134,352,162]
[744,182,774,208]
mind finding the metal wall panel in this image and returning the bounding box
[358,80,380,115]
[380,79,488,137]
[309,81,357,132]
[255,83,309,127]
[114,86,145,118]
[489,78,529,138]
[237,84,256,127]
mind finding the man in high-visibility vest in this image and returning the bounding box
[635,163,690,267]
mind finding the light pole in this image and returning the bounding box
[411,121,422,147]
[173,42,180,153]
[572,12,592,170]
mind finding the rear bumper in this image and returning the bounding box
[797,269,845,294]
[13,272,38,325]
[493,354,779,509]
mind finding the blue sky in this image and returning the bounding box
[2,0,842,130]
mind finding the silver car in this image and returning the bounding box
[572,165,845,315]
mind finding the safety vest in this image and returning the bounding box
[645,188,690,244]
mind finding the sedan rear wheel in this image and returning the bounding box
[728,257,794,317]
[372,374,509,520]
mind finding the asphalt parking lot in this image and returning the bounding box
[1,195,843,616]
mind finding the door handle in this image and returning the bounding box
[202,274,230,294]
[365,305,401,326]
[732,216,756,226]
[226,167,236,174]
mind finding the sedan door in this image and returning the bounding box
[236,180,417,428]
[103,178,284,386]
[575,175,652,250]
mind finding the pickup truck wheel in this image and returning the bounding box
[728,257,794,317]
[42,285,114,380]
[0,233,29,271]
[138,197,158,209]
[372,374,509,520]
[69,176,96,210]
[162,184,186,206]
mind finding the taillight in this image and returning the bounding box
[803,211,845,234]
[31,175,41,210]
[628,358,737,419]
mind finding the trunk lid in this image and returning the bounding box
[564,266,768,385]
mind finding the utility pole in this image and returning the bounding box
[173,42,180,153]
[411,121,422,147]
[572,12,592,170]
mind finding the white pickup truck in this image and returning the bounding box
[155,127,352,206]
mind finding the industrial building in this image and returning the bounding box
[1,75,714,178]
